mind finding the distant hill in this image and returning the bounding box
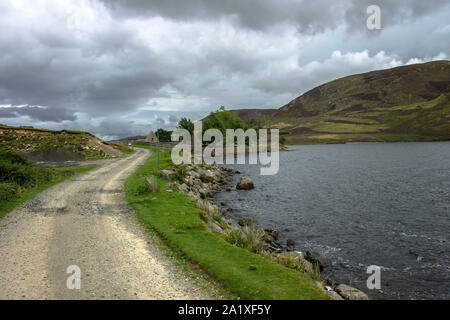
[109,136,146,144]
[0,125,130,159]
[233,60,450,144]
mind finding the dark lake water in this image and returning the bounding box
[215,142,450,300]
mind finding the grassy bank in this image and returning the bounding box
[0,151,98,219]
[125,148,328,300]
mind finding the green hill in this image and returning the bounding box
[233,60,450,144]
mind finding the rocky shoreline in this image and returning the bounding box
[159,163,369,300]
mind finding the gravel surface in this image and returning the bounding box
[0,148,211,300]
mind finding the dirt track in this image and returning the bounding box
[0,148,210,299]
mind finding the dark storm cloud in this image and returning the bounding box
[0,14,176,119]
[345,0,450,31]
[100,0,449,33]
[0,106,77,122]
[100,0,343,32]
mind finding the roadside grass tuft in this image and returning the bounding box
[144,175,159,193]
[224,226,266,255]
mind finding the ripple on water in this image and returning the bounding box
[216,142,450,300]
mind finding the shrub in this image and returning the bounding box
[224,229,244,245]
[173,165,187,183]
[33,168,54,184]
[0,160,34,185]
[0,151,30,165]
[0,182,19,202]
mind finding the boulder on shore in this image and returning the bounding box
[236,177,254,190]
[199,170,215,183]
[159,169,175,180]
[335,284,369,300]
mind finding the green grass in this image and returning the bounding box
[125,148,328,300]
[132,144,150,149]
[0,164,98,220]
[312,122,385,133]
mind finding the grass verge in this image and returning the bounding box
[125,148,328,300]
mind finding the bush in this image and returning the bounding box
[0,160,34,185]
[0,182,19,202]
[0,151,30,165]
[0,151,56,188]
[0,160,53,187]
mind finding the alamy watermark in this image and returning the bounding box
[366,265,381,290]
[66,265,81,290]
[171,121,280,175]
[367,5,381,30]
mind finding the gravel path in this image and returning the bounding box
[0,148,211,300]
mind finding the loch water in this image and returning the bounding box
[215,142,450,300]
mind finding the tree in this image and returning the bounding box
[177,117,194,135]
[155,128,173,142]
[203,106,247,135]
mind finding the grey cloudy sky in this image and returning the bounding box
[0,0,449,139]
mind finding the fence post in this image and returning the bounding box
[157,131,160,163]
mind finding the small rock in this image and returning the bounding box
[286,239,295,251]
[305,251,324,271]
[417,255,438,263]
[186,176,194,186]
[238,218,253,227]
[327,290,344,300]
[178,183,189,193]
[264,229,279,240]
[335,284,369,300]
[198,188,213,198]
[199,170,215,183]
[236,177,254,190]
[225,219,240,230]
[159,169,175,180]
